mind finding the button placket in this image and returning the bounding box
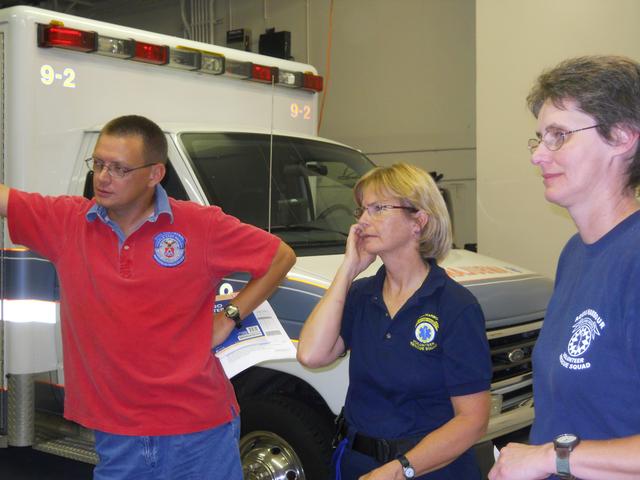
[119,242,133,278]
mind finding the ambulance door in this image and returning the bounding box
[0,27,6,443]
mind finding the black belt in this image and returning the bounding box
[338,421,421,464]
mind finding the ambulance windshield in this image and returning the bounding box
[180,132,374,255]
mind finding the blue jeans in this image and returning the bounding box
[93,416,242,480]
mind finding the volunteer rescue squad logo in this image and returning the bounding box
[559,308,605,371]
[410,313,439,351]
[153,232,186,267]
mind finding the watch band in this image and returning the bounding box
[556,452,573,479]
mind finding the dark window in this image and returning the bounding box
[179,132,374,255]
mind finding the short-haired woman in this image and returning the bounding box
[490,55,640,480]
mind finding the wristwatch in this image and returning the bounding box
[554,433,580,479]
[397,454,415,479]
[224,303,242,329]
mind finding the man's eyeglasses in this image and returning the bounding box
[528,125,600,153]
[85,157,156,179]
[354,203,418,219]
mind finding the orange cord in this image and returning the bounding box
[318,0,334,135]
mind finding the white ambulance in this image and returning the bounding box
[0,6,553,479]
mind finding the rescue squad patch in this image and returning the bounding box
[410,313,439,351]
[559,308,605,371]
[153,232,186,267]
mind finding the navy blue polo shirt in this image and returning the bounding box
[341,259,491,441]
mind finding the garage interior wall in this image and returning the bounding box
[476,0,640,279]
[70,0,477,249]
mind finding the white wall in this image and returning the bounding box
[476,0,640,279]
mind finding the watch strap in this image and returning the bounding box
[556,452,573,479]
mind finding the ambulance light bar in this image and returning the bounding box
[134,41,168,65]
[224,59,251,79]
[199,51,225,75]
[303,73,324,92]
[97,35,135,58]
[278,70,303,88]
[169,48,200,71]
[37,23,322,92]
[250,64,277,83]
[38,24,96,52]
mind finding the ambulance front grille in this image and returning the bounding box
[488,319,543,413]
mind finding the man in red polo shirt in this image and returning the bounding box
[0,115,296,479]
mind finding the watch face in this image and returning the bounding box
[225,304,240,319]
[404,466,415,478]
[555,433,580,452]
[556,434,577,445]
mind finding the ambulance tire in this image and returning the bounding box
[239,395,333,480]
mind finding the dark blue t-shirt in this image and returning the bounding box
[340,259,492,479]
[531,210,640,451]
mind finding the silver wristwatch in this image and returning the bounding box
[554,433,580,479]
[397,454,415,479]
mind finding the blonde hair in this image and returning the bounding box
[354,163,452,262]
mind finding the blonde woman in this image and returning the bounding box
[298,163,491,480]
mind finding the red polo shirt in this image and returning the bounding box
[8,188,281,435]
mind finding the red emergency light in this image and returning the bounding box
[133,41,168,65]
[250,64,277,83]
[303,73,323,92]
[37,24,97,52]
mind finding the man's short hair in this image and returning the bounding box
[100,115,168,165]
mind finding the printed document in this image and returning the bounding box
[213,294,297,378]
